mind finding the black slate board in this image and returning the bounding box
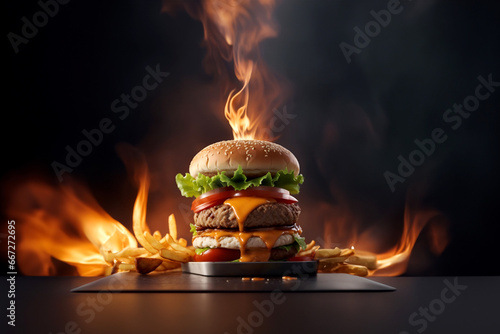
[71,271,395,292]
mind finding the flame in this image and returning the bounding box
[164,0,285,140]
[9,181,137,276]
[371,203,446,276]
[319,195,449,276]
[6,142,185,276]
[7,144,159,276]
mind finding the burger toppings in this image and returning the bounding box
[192,233,307,262]
[176,165,304,198]
[190,186,297,213]
[194,248,240,262]
[176,139,307,262]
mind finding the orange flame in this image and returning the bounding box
[371,203,446,276]
[10,181,137,276]
[164,0,286,140]
[319,195,449,276]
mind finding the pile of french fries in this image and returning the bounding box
[297,241,377,277]
[98,208,376,277]
[100,214,195,275]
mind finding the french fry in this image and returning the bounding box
[149,252,176,263]
[346,253,377,270]
[159,235,174,250]
[318,257,347,264]
[101,249,115,264]
[144,231,165,252]
[102,247,151,267]
[103,265,114,276]
[177,238,188,248]
[157,261,182,271]
[135,230,156,254]
[317,261,342,273]
[340,248,355,258]
[159,248,191,263]
[149,253,163,260]
[331,263,369,277]
[303,240,316,251]
[165,233,195,257]
[153,230,162,241]
[115,257,135,264]
[314,248,342,259]
[297,245,320,257]
[115,247,150,258]
[117,263,136,271]
[168,214,178,241]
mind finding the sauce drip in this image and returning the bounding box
[223,197,275,232]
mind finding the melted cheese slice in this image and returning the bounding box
[223,197,276,232]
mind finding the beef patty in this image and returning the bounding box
[194,202,301,230]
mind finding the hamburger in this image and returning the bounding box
[176,139,306,262]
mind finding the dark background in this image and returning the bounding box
[3,0,500,275]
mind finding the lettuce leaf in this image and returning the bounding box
[189,223,198,236]
[176,165,304,198]
[293,235,307,251]
[195,247,210,255]
[276,236,307,253]
[275,242,297,253]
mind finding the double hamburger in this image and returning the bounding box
[176,139,305,262]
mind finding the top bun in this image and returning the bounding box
[189,140,300,177]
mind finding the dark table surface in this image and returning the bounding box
[2,275,499,334]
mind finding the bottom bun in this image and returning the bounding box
[193,233,296,250]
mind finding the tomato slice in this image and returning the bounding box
[190,199,225,213]
[287,256,314,262]
[197,187,234,200]
[194,248,241,262]
[191,186,298,213]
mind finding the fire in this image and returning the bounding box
[319,196,449,276]
[372,205,443,276]
[10,181,137,276]
[8,145,193,276]
[164,0,286,140]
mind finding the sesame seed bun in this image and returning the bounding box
[189,140,300,177]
